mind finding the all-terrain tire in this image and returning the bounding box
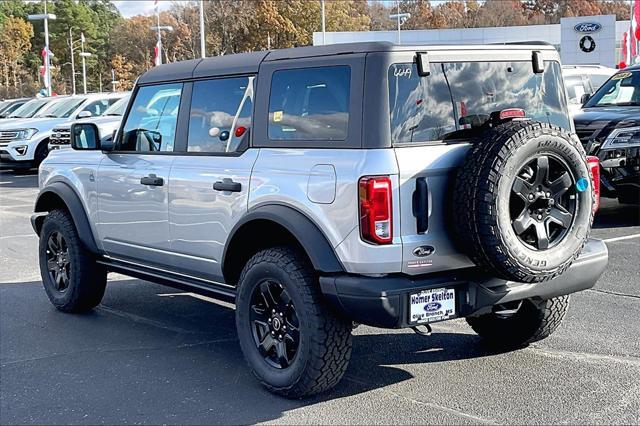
[235,247,352,398]
[453,121,594,283]
[466,296,570,347]
[38,209,107,312]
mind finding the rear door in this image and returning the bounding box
[96,83,182,267]
[387,51,572,275]
[167,76,258,281]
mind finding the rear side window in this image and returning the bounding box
[388,61,571,144]
[268,66,350,141]
[187,76,253,153]
[81,99,111,117]
[119,83,182,152]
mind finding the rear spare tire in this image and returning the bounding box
[453,121,594,283]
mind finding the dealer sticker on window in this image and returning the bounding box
[409,288,456,324]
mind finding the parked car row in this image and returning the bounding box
[0,92,128,172]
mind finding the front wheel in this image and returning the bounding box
[38,209,107,312]
[466,296,570,348]
[235,247,352,398]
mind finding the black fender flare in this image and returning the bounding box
[222,204,344,278]
[33,182,99,254]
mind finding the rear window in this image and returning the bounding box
[268,66,350,141]
[388,61,570,144]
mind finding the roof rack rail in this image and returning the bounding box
[490,41,553,46]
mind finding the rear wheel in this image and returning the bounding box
[235,247,352,398]
[38,209,107,312]
[466,296,570,348]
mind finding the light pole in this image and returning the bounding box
[150,25,174,65]
[389,12,410,44]
[199,0,205,58]
[28,4,56,97]
[321,0,326,45]
[80,33,91,94]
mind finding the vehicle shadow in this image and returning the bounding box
[593,198,640,229]
[0,170,38,189]
[0,278,511,425]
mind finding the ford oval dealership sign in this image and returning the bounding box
[561,15,615,67]
[574,22,603,33]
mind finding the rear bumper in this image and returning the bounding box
[320,238,608,329]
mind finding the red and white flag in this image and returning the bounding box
[41,46,50,87]
[154,40,162,66]
[630,0,640,64]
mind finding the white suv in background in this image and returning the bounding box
[49,94,131,151]
[562,65,617,116]
[0,93,124,172]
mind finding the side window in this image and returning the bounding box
[82,99,110,116]
[564,75,588,104]
[187,76,253,153]
[268,66,350,141]
[119,83,182,152]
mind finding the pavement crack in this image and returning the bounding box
[343,376,498,425]
[587,288,640,300]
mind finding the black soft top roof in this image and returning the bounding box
[137,41,556,84]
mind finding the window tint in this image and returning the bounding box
[564,75,588,104]
[268,66,350,141]
[388,61,571,144]
[187,76,253,153]
[388,63,456,143]
[9,99,49,118]
[119,83,182,152]
[586,70,640,107]
[82,99,111,117]
[36,98,84,118]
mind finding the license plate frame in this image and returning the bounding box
[409,287,456,324]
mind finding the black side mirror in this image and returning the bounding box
[71,123,101,150]
[580,93,591,105]
[532,51,544,74]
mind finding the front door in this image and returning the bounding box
[168,76,257,281]
[96,82,183,267]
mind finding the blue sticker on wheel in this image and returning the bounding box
[576,177,589,192]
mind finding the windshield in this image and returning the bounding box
[104,95,130,116]
[9,98,49,118]
[388,61,570,144]
[35,98,84,118]
[584,70,640,107]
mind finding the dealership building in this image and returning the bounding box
[314,15,627,68]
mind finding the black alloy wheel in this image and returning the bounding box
[45,231,71,292]
[510,155,577,250]
[249,279,300,369]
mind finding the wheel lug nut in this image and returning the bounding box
[282,325,286,330]
[268,318,271,323]
[546,192,551,197]
[272,309,275,314]
[271,331,275,336]
[528,194,534,200]
[278,335,282,339]
[537,215,543,220]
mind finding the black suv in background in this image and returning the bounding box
[574,66,640,204]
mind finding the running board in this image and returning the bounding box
[97,258,236,302]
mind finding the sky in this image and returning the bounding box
[110,0,454,18]
[112,0,185,18]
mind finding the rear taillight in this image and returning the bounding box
[359,176,393,244]
[586,155,600,213]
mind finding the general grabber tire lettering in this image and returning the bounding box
[466,296,570,347]
[38,209,107,313]
[453,121,594,283]
[235,247,352,398]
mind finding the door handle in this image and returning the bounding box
[213,179,242,192]
[140,174,164,186]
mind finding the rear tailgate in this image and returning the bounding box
[394,144,475,275]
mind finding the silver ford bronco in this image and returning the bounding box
[32,42,608,398]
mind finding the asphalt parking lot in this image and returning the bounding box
[1,170,639,425]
